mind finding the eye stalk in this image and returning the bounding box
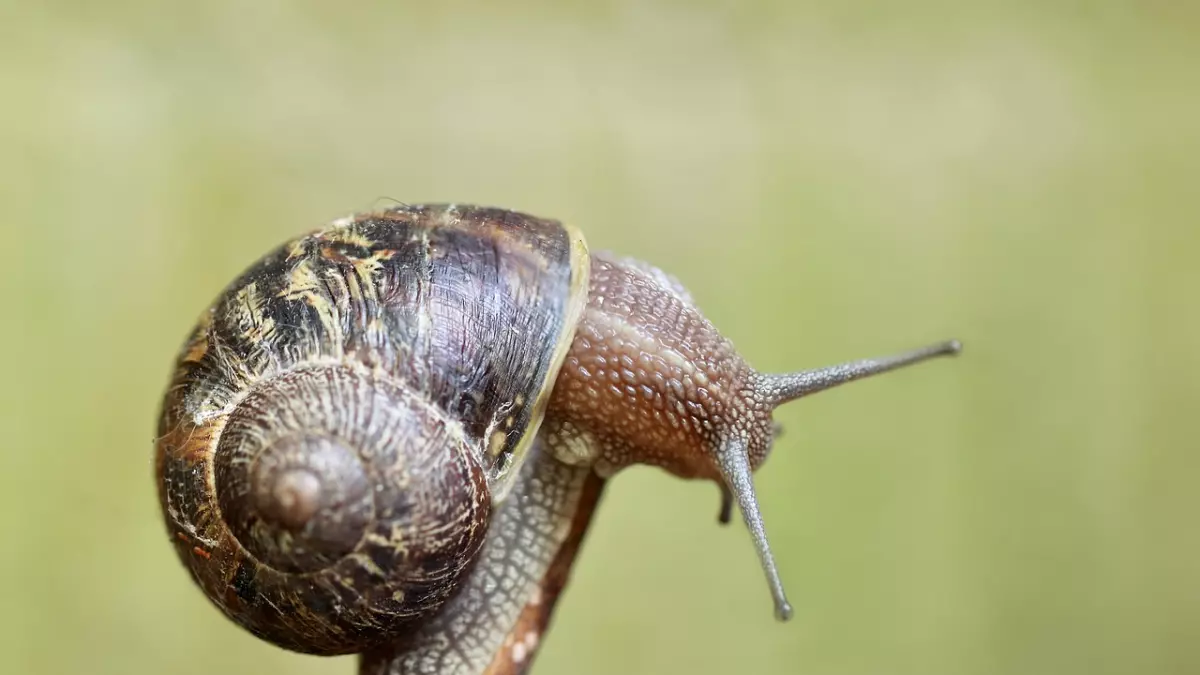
[714,339,963,622]
[757,339,963,406]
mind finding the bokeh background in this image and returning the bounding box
[4,2,1198,674]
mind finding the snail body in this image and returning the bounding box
[155,204,959,673]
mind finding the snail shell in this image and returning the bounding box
[154,205,590,655]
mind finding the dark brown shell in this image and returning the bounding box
[154,204,590,655]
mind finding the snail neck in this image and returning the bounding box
[545,252,767,479]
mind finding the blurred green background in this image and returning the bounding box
[3,1,1199,674]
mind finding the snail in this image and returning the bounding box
[154,203,960,674]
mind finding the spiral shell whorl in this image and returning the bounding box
[220,432,372,573]
[155,204,591,655]
[214,367,380,574]
[166,364,491,654]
